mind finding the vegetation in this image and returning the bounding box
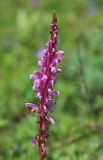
[0,0,103,159]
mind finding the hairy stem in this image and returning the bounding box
[38,103,46,160]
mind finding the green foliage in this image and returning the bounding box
[0,0,103,159]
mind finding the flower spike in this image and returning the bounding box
[25,11,64,160]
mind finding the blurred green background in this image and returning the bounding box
[0,0,103,159]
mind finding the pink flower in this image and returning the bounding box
[25,11,64,159]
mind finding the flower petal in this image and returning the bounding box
[46,116,55,125]
[47,99,56,110]
[42,105,47,112]
[36,92,42,99]
[34,71,43,78]
[38,60,42,66]
[42,74,48,81]
[52,91,60,96]
[56,51,64,55]
[32,136,39,147]
[41,144,47,155]
[25,103,38,112]
[29,74,35,80]
[56,69,62,74]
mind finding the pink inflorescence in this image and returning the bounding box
[25,11,64,159]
